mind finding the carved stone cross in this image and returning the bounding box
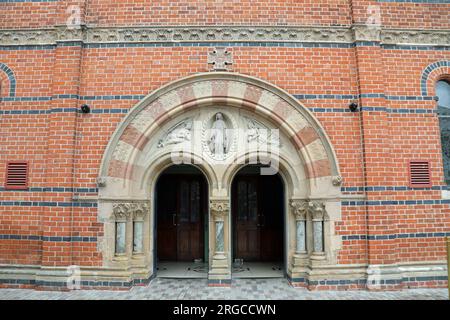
[207,47,233,71]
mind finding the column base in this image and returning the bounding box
[291,253,309,272]
[113,254,129,262]
[310,252,326,261]
[213,252,227,260]
[208,254,231,286]
[131,253,145,260]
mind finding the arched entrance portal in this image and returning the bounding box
[232,165,285,278]
[98,72,342,287]
[155,165,209,277]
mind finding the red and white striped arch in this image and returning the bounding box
[100,72,340,189]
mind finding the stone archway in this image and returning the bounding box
[97,72,342,286]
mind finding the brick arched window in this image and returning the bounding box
[0,63,16,98]
[437,79,450,184]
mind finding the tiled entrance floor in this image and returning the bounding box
[232,262,284,278]
[0,278,447,300]
[156,262,284,279]
[157,262,208,278]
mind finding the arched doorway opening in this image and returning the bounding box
[155,164,209,278]
[231,165,285,278]
[98,72,342,286]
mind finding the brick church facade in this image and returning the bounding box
[1,1,450,291]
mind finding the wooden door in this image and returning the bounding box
[176,178,203,261]
[157,174,205,262]
[156,176,178,261]
[233,174,283,262]
[233,177,260,261]
[259,176,284,261]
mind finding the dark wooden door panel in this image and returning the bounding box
[189,225,202,259]
[177,177,203,261]
[236,227,259,260]
[157,177,177,261]
[157,173,205,262]
[158,225,177,260]
[233,173,284,262]
[233,177,260,260]
[260,229,283,261]
[177,228,191,261]
[260,175,284,261]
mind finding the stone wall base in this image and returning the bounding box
[207,279,232,287]
[0,264,154,291]
[0,261,447,291]
[288,261,448,291]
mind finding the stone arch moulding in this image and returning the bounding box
[421,60,450,97]
[98,72,341,199]
[0,63,16,97]
[96,72,345,284]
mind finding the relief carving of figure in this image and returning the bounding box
[158,121,192,148]
[247,118,280,147]
[209,113,228,156]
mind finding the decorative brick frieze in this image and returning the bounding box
[85,26,354,44]
[0,26,449,47]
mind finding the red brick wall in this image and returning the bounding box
[84,0,352,26]
[0,2,58,28]
[4,1,449,29]
[0,1,449,286]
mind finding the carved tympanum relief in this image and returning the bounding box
[158,119,193,148]
[202,112,236,161]
[246,117,281,147]
[153,109,283,163]
[208,112,229,157]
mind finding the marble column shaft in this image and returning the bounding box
[296,220,306,253]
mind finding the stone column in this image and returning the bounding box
[208,199,231,285]
[289,199,309,278]
[112,203,133,261]
[309,201,326,260]
[290,200,308,256]
[132,202,149,258]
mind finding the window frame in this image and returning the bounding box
[436,77,450,185]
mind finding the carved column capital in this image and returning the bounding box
[112,203,133,221]
[290,199,308,221]
[308,201,326,221]
[210,199,229,221]
[112,201,149,221]
[132,202,150,221]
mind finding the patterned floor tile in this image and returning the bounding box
[0,278,447,300]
